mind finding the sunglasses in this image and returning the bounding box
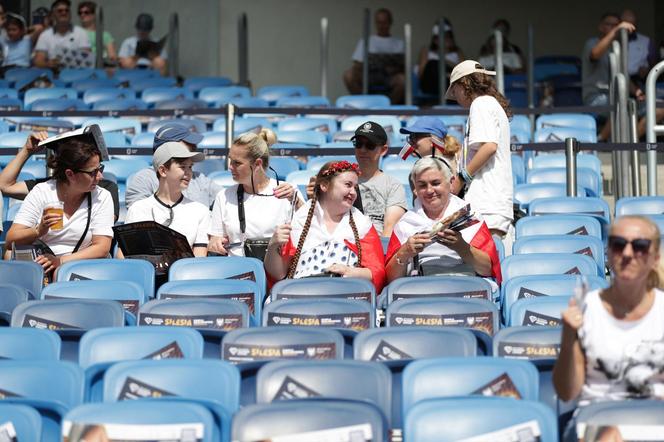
[251,166,281,197]
[152,206,174,227]
[78,9,92,15]
[352,139,379,151]
[75,164,104,178]
[608,235,652,255]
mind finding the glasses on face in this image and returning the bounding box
[608,235,653,255]
[352,138,379,151]
[75,164,104,178]
[407,133,429,145]
[78,9,92,16]
[251,166,281,196]
[152,206,174,227]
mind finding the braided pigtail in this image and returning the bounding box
[348,210,362,267]
[286,192,318,279]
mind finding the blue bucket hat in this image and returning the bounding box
[153,123,204,151]
[399,116,448,139]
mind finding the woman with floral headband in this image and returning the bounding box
[264,160,386,291]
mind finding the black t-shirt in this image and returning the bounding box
[25,178,120,221]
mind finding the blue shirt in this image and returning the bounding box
[2,36,31,67]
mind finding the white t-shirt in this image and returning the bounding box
[352,35,404,62]
[462,95,513,224]
[34,26,91,62]
[209,179,300,257]
[13,181,114,256]
[125,194,210,248]
[118,36,168,67]
[579,288,664,405]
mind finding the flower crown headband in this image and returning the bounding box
[320,160,361,177]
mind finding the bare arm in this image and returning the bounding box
[106,40,118,62]
[553,298,587,401]
[382,206,406,238]
[417,46,428,78]
[263,224,292,280]
[385,233,431,283]
[0,132,49,199]
[590,22,635,61]
[465,142,497,176]
[193,246,207,257]
[32,50,54,68]
[119,55,137,69]
[437,229,492,276]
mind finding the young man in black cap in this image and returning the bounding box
[308,121,407,237]
[118,13,167,75]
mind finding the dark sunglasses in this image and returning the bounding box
[78,9,93,15]
[352,138,379,151]
[152,206,174,227]
[608,235,652,255]
[75,164,104,178]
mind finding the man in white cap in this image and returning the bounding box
[124,141,210,257]
[445,60,514,247]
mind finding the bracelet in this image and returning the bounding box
[395,253,409,266]
[460,167,474,184]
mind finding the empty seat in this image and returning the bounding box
[382,276,493,308]
[534,126,597,143]
[103,158,151,182]
[212,116,272,133]
[277,117,337,135]
[404,397,558,442]
[82,87,136,105]
[513,234,605,275]
[531,153,602,176]
[231,398,387,442]
[0,403,42,441]
[184,76,233,95]
[92,98,148,111]
[79,326,204,402]
[501,253,599,282]
[509,296,571,327]
[147,117,207,134]
[615,196,664,216]
[56,259,155,300]
[535,113,596,132]
[575,400,664,441]
[0,327,61,360]
[271,277,376,309]
[0,283,30,324]
[0,261,43,299]
[277,130,326,146]
[527,167,602,197]
[529,197,611,237]
[263,298,374,332]
[275,96,330,107]
[154,98,208,110]
[257,85,309,104]
[199,86,251,105]
[515,214,603,240]
[130,76,177,92]
[71,78,120,93]
[493,326,561,360]
[82,117,142,135]
[336,94,390,108]
[24,87,77,107]
[114,68,160,82]
[29,98,89,111]
[306,155,356,172]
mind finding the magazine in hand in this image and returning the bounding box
[430,204,480,237]
[38,124,109,161]
[112,221,193,275]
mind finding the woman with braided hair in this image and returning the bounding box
[264,160,386,291]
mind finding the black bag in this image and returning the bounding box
[237,186,269,261]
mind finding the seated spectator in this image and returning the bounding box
[553,216,664,441]
[118,13,167,76]
[478,19,525,74]
[399,116,461,172]
[4,132,114,275]
[343,8,405,104]
[384,157,500,285]
[307,121,408,237]
[125,123,221,209]
[1,13,33,68]
[77,1,117,65]
[265,161,386,291]
[208,129,303,258]
[418,18,466,96]
[33,0,92,69]
[123,141,209,257]
[0,132,119,221]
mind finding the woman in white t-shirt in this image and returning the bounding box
[6,133,114,274]
[124,141,210,257]
[554,216,664,439]
[446,60,514,240]
[208,129,302,257]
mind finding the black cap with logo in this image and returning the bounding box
[351,121,388,145]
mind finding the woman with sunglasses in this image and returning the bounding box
[385,157,501,285]
[209,129,303,257]
[124,141,209,257]
[554,216,664,440]
[265,160,385,290]
[5,134,114,274]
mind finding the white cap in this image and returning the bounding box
[445,60,496,100]
[153,141,205,170]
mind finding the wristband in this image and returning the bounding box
[460,167,474,184]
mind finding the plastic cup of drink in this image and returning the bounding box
[43,201,64,231]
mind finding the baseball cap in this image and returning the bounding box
[445,60,496,99]
[400,117,448,138]
[153,142,205,170]
[135,13,154,32]
[351,121,388,145]
[153,123,204,151]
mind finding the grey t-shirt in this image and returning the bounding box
[581,37,610,103]
[358,172,407,234]
[125,168,223,209]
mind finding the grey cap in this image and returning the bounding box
[153,141,205,170]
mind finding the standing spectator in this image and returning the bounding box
[118,13,167,75]
[125,123,222,209]
[418,19,466,96]
[33,0,91,69]
[1,13,33,67]
[446,60,514,243]
[343,8,405,104]
[478,19,525,74]
[77,1,116,64]
[620,9,656,85]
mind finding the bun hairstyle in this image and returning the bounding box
[441,134,461,156]
[233,128,277,169]
[46,138,100,182]
[286,161,362,279]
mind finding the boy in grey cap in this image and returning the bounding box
[125,123,222,209]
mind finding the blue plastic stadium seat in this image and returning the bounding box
[509,296,572,327]
[257,85,309,105]
[130,132,155,147]
[63,401,218,442]
[147,118,207,134]
[269,157,300,180]
[141,87,193,106]
[501,253,599,282]
[5,67,53,84]
[199,131,226,150]
[92,98,148,111]
[0,283,30,324]
[78,326,203,402]
[493,326,561,360]
[30,98,89,111]
[336,94,390,109]
[511,127,531,143]
[285,169,317,185]
[615,196,664,217]
[208,170,235,187]
[275,96,330,107]
[535,127,597,143]
[536,113,596,132]
[531,153,602,175]
[270,277,376,309]
[199,86,251,105]
[382,276,493,308]
[575,400,664,439]
[277,117,337,137]
[114,68,160,83]
[513,234,605,275]
[215,96,269,108]
[511,115,531,133]
[130,76,177,92]
[404,397,558,442]
[306,155,356,172]
[529,196,610,225]
[82,87,136,105]
[0,261,43,299]
[0,87,18,99]
[56,259,155,300]
[154,98,208,110]
[277,130,326,146]
[59,68,107,83]
[263,298,374,332]
[212,116,272,133]
[514,183,586,211]
[527,167,602,197]
[184,76,233,95]
[0,403,42,441]
[72,78,120,94]
[231,399,387,442]
[0,327,61,360]
[82,118,142,135]
[515,214,603,240]
[24,87,77,108]
[512,154,526,185]
[104,158,151,183]
[0,360,84,442]
[0,97,22,110]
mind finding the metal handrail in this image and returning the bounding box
[494,29,504,95]
[362,9,370,95]
[565,137,578,197]
[645,60,664,196]
[404,24,412,105]
[238,13,249,87]
[320,18,328,98]
[437,18,447,105]
[95,7,104,69]
[167,13,179,78]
